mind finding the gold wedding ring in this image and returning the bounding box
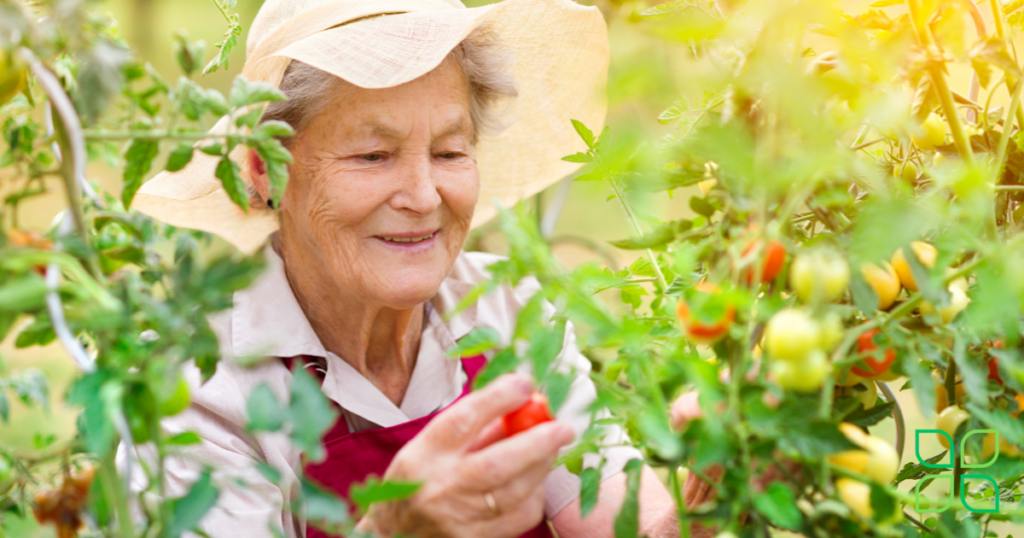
[484,492,500,517]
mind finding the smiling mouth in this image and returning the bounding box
[377,231,438,243]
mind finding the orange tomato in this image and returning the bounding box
[742,239,787,286]
[851,328,895,378]
[676,282,735,345]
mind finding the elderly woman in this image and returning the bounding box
[132,0,718,536]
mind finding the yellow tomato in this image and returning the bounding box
[830,423,898,484]
[0,52,26,107]
[891,241,937,292]
[892,162,918,183]
[764,309,821,362]
[698,178,716,195]
[836,477,873,519]
[819,312,844,351]
[861,261,901,310]
[933,374,966,414]
[911,113,947,151]
[920,285,970,325]
[790,250,850,303]
[835,369,865,387]
[836,381,877,410]
[936,405,969,449]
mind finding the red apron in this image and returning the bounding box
[300,354,554,538]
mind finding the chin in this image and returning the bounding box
[374,266,448,307]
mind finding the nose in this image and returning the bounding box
[390,153,442,215]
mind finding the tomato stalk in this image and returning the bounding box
[905,0,975,167]
[608,175,669,290]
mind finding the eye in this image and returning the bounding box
[361,153,384,162]
[438,152,463,159]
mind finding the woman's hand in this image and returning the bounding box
[358,374,576,538]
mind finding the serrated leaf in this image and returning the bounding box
[844,400,896,427]
[203,23,241,75]
[122,139,160,208]
[562,152,593,164]
[658,96,691,124]
[446,327,502,358]
[571,119,595,148]
[230,76,288,108]
[165,144,194,172]
[215,156,248,211]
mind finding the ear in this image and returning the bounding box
[247,148,273,207]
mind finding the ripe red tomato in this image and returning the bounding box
[676,282,736,345]
[742,240,787,286]
[851,329,895,378]
[987,341,1004,384]
[503,392,554,437]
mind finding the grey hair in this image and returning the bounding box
[260,25,517,149]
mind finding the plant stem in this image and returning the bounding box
[209,0,232,23]
[993,76,1023,180]
[609,175,669,289]
[906,0,975,166]
[101,450,136,538]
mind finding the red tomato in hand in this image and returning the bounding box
[742,240,787,286]
[851,329,895,378]
[503,392,554,437]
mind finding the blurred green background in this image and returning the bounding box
[2,0,1022,535]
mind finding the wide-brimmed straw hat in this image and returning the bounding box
[132,0,609,254]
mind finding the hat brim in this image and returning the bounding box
[133,0,608,254]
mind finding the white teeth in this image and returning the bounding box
[381,233,434,243]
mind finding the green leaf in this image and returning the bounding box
[254,120,294,139]
[609,219,692,250]
[689,196,715,217]
[288,368,338,463]
[235,107,263,129]
[0,391,8,423]
[904,355,937,419]
[636,406,683,460]
[777,420,858,459]
[966,404,1024,445]
[571,119,595,149]
[169,470,220,538]
[165,144,194,172]
[869,483,898,522]
[203,22,242,75]
[255,138,292,203]
[247,383,285,433]
[844,401,896,428]
[613,459,643,538]
[122,139,160,208]
[579,466,601,517]
[215,156,249,211]
[657,96,690,124]
[446,327,502,358]
[349,476,421,513]
[229,75,287,108]
[472,348,522,390]
[166,432,202,445]
[0,274,48,314]
[301,478,350,531]
[753,482,803,530]
[562,152,593,163]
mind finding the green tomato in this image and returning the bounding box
[764,308,821,362]
[911,113,947,151]
[772,350,831,392]
[790,250,850,303]
[160,377,191,417]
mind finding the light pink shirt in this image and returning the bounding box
[132,247,640,537]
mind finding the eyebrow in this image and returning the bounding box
[360,118,473,140]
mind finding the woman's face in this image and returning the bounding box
[272,58,479,308]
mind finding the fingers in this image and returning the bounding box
[418,374,534,451]
[683,464,722,510]
[670,391,702,430]
[465,417,507,453]
[461,421,575,492]
[484,487,546,538]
